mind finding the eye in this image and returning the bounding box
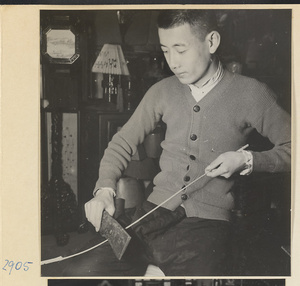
[176,49,187,54]
[161,48,168,54]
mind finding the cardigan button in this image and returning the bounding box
[193,105,200,112]
[190,155,196,160]
[181,194,188,201]
[190,134,197,141]
[184,176,190,182]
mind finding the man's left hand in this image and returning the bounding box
[205,151,246,178]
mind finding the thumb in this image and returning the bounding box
[95,210,103,233]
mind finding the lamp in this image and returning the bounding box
[92,44,130,110]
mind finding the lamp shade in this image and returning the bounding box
[92,44,130,76]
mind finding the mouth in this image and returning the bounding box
[175,72,187,78]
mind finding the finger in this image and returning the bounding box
[93,202,105,232]
[106,204,116,217]
[205,158,223,173]
[84,202,91,220]
[210,167,232,178]
[86,202,99,226]
[220,172,231,178]
[206,164,227,177]
[95,210,103,233]
[206,164,222,176]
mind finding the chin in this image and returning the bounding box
[176,76,193,85]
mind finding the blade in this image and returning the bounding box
[99,210,131,260]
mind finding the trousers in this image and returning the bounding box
[62,201,232,276]
[129,201,232,276]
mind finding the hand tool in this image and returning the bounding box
[99,210,131,260]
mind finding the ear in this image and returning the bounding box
[206,31,221,54]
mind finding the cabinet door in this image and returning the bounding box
[79,111,132,207]
[79,111,100,206]
[44,69,81,110]
[98,113,132,159]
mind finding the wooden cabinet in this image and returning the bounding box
[41,105,133,233]
[41,109,79,236]
[79,107,133,207]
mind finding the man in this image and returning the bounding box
[83,10,291,276]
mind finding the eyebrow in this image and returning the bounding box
[160,43,187,48]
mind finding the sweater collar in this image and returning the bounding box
[188,61,224,102]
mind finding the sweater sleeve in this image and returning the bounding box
[249,84,291,173]
[93,83,164,192]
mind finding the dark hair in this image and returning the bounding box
[157,9,218,41]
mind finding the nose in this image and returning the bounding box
[166,50,180,70]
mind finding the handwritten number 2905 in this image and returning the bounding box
[2,260,33,275]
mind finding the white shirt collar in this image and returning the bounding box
[188,61,224,102]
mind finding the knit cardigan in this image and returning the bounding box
[94,70,291,221]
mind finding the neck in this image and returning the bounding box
[194,56,218,88]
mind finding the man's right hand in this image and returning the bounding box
[84,188,116,232]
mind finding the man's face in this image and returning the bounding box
[158,23,214,87]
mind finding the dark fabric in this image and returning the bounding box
[129,201,232,276]
[150,217,232,275]
[123,201,187,266]
[131,201,187,244]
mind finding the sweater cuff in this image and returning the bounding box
[239,150,253,175]
[93,187,116,197]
